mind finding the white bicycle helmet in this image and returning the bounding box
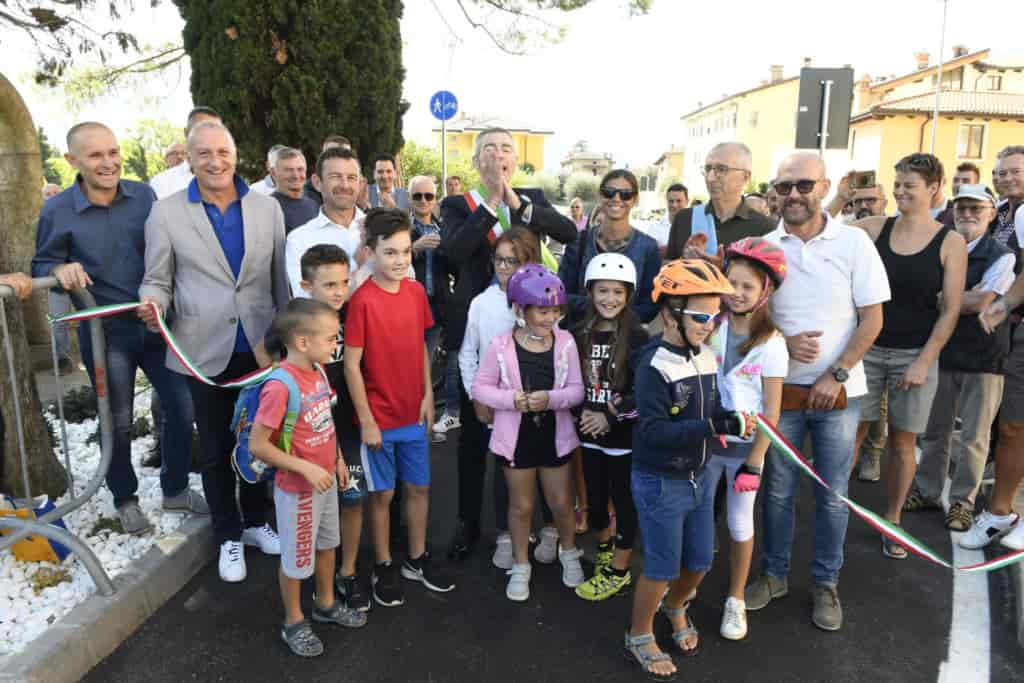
[584,252,637,289]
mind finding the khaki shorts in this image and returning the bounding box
[860,345,939,434]
[1000,325,1024,422]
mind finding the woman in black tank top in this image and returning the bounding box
[848,153,967,558]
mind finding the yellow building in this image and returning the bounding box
[653,145,685,191]
[849,47,1024,193]
[432,115,552,172]
[680,65,802,196]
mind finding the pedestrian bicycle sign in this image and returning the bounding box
[430,90,458,121]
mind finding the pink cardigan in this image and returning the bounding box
[472,328,584,463]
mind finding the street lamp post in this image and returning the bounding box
[931,0,949,154]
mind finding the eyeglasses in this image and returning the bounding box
[600,187,636,201]
[411,192,436,201]
[494,256,520,269]
[702,164,748,177]
[994,168,1024,179]
[954,203,991,214]
[852,197,879,205]
[773,179,819,196]
[682,310,720,325]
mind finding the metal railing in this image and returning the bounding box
[0,276,116,595]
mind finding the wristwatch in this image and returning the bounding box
[831,366,849,383]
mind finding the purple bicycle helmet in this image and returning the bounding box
[506,264,567,308]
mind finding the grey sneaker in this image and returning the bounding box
[744,574,788,611]
[812,584,843,631]
[162,489,209,514]
[280,620,323,657]
[116,502,153,535]
[858,452,881,482]
[311,599,367,628]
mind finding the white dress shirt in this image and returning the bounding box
[286,208,365,296]
[149,162,193,200]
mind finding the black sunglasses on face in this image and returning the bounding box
[773,179,818,196]
[412,192,436,201]
[600,187,636,201]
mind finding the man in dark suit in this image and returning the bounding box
[440,126,577,560]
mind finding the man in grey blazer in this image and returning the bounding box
[139,120,290,583]
[363,153,410,211]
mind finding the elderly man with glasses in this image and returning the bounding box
[666,142,774,261]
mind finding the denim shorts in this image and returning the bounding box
[360,423,430,492]
[861,345,939,434]
[631,469,713,582]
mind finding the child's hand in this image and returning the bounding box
[741,412,757,439]
[473,400,493,425]
[419,392,435,431]
[579,409,609,438]
[336,457,350,490]
[514,391,529,412]
[526,391,549,413]
[361,422,383,451]
[303,462,335,494]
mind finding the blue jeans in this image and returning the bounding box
[761,399,861,586]
[79,318,195,508]
[426,325,460,418]
[632,469,713,581]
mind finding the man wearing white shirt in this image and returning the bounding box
[286,147,364,296]
[910,185,1012,532]
[148,107,221,200]
[643,183,688,251]
[745,152,889,632]
[249,144,285,196]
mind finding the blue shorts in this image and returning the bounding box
[632,469,713,581]
[360,423,431,492]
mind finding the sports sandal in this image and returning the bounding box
[659,603,699,656]
[881,533,908,560]
[945,502,973,532]
[902,489,941,513]
[280,620,323,657]
[623,632,677,681]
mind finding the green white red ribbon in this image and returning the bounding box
[50,301,274,388]
[755,413,1024,573]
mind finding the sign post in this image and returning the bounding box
[430,90,459,196]
[795,67,854,154]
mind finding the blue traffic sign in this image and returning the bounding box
[430,90,458,121]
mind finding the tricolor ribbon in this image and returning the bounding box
[755,413,1024,573]
[50,302,274,389]
[464,185,511,244]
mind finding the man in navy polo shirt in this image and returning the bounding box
[33,122,205,535]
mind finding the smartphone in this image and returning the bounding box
[852,170,876,189]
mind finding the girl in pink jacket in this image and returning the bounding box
[472,265,585,602]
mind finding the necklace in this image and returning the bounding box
[598,224,632,252]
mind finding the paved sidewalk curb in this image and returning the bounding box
[0,515,213,683]
[1014,560,1024,648]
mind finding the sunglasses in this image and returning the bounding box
[411,192,436,201]
[600,187,636,201]
[682,310,720,325]
[493,256,521,269]
[773,179,818,196]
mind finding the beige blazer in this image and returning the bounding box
[140,186,290,377]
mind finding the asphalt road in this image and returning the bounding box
[85,435,1022,683]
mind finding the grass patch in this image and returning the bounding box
[88,517,124,536]
[30,566,72,595]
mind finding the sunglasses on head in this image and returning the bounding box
[411,192,436,201]
[600,187,636,201]
[682,309,720,325]
[773,179,818,196]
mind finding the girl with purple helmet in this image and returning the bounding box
[472,264,586,601]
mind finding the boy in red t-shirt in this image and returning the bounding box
[250,298,366,657]
[344,208,455,608]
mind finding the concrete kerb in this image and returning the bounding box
[0,514,213,683]
[1015,560,1024,648]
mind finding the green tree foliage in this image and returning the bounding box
[120,118,181,182]
[400,141,480,192]
[564,172,600,203]
[174,0,406,179]
[37,126,63,185]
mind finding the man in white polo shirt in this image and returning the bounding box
[286,147,365,296]
[745,152,889,632]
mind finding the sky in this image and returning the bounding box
[6,0,1022,173]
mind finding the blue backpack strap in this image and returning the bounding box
[690,206,719,256]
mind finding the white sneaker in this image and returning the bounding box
[218,540,246,583]
[1000,517,1024,550]
[432,412,461,434]
[242,523,281,555]
[720,596,748,640]
[506,563,531,602]
[558,546,584,588]
[492,532,513,570]
[534,527,559,564]
[959,511,1018,550]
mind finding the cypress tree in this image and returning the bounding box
[173,0,406,179]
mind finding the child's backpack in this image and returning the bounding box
[230,367,303,484]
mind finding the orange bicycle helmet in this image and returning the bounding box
[651,259,735,302]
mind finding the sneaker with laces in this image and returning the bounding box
[492,532,513,569]
[744,574,788,611]
[594,541,614,575]
[720,597,748,640]
[336,573,371,612]
[372,561,405,607]
[432,412,461,434]
[401,551,455,592]
[162,488,209,515]
[218,540,246,583]
[559,546,585,588]
[1000,518,1024,550]
[311,599,367,628]
[280,620,323,657]
[116,501,153,535]
[242,524,281,555]
[959,510,1019,549]
[506,563,531,602]
[575,568,631,601]
[534,527,559,564]
[811,584,843,631]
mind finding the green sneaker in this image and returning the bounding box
[594,541,614,575]
[575,569,632,601]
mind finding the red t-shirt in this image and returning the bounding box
[345,277,433,430]
[255,361,336,493]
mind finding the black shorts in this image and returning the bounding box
[496,448,569,470]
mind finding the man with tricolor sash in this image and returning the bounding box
[440,126,577,560]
